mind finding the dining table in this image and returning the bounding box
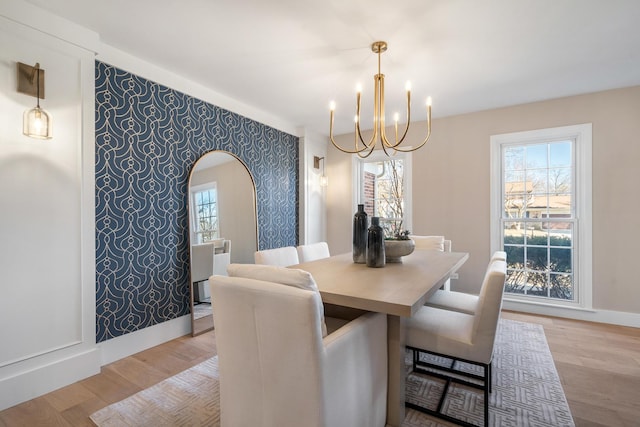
[294,249,469,427]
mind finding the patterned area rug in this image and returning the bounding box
[90,319,574,426]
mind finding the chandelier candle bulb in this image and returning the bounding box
[405,81,411,92]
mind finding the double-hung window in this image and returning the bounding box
[353,151,412,238]
[190,182,219,244]
[490,124,592,308]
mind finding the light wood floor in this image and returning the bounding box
[1,311,638,426]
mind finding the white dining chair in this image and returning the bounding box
[211,264,388,427]
[296,241,330,263]
[254,246,299,267]
[404,258,507,427]
[410,235,453,290]
[424,251,507,315]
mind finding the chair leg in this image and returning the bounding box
[484,362,490,426]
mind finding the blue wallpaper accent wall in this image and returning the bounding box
[95,61,299,342]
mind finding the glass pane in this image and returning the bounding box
[527,246,548,271]
[504,192,527,218]
[550,141,572,167]
[526,194,549,219]
[504,146,525,171]
[505,269,526,294]
[504,245,524,269]
[505,170,524,183]
[548,168,571,194]
[550,247,572,273]
[550,273,573,299]
[549,222,573,246]
[504,222,525,245]
[529,169,548,194]
[526,272,548,296]
[524,222,547,245]
[526,144,547,168]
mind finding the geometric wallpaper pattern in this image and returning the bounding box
[95,61,298,342]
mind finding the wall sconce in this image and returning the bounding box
[313,156,328,187]
[17,62,52,139]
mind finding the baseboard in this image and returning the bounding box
[98,315,192,366]
[0,348,100,411]
[503,300,640,328]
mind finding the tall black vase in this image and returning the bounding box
[367,216,386,268]
[352,204,368,263]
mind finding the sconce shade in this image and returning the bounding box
[23,106,52,139]
[313,155,328,187]
[19,62,52,140]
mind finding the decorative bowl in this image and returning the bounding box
[384,239,415,263]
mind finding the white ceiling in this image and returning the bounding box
[23,0,640,136]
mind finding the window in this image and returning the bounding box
[353,151,412,238]
[191,183,219,244]
[491,124,592,308]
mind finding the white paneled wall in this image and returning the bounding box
[0,1,99,410]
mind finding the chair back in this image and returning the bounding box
[211,274,326,427]
[254,246,299,266]
[491,250,507,261]
[471,259,507,362]
[410,235,447,251]
[297,242,330,263]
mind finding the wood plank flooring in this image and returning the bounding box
[1,311,638,426]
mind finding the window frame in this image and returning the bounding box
[352,150,413,236]
[190,182,220,244]
[490,124,592,309]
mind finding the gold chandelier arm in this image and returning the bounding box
[387,103,432,153]
[381,82,412,149]
[329,107,372,154]
[354,90,377,149]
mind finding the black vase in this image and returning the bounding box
[366,216,385,268]
[352,204,368,263]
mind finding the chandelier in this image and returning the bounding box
[329,41,431,158]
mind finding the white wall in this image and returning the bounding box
[0,1,99,410]
[299,129,328,246]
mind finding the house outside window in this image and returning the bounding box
[354,151,412,238]
[190,183,219,244]
[490,124,592,308]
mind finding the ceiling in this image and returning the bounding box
[23,0,640,136]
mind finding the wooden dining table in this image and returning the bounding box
[295,250,469,427]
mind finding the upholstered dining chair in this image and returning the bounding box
[410,235,453,290]
[404,258,507,427]
[254,246,299,267]
[191,239,231,302]
[210,264,388,427]
[424,251,507,315]
[296,241,330,263]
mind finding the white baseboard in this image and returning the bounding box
[98,315,192,366]
[0,316,191,411]
[503,300,640,328]
[0,348,100,411]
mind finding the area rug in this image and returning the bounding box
[90,319,574,426]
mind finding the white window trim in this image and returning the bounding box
[352,151,413,233]
[490,123,592,310]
